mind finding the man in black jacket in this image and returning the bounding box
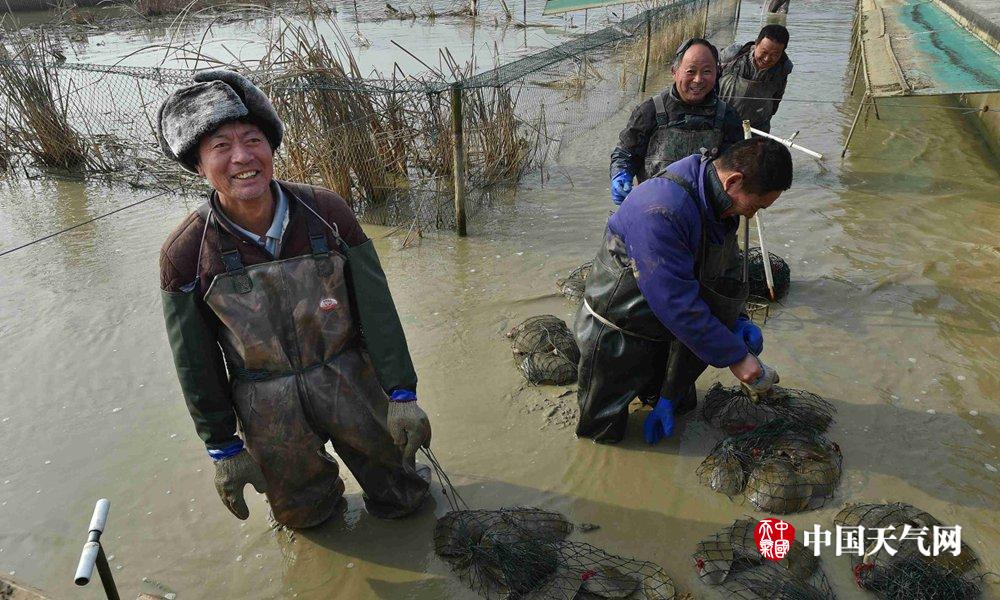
[609,38,744,205]
[719,24,793,133]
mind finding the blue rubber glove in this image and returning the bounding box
[610,170,634,205]
[643,396,675,444]
[733,316,764,355]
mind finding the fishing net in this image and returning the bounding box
[833,503,983,600]
[425,451,677,600]
[555,261,593,303]
[745,295,771,325]
[697,421,842,513]
[508,315,580,385]
[693,519,834,599]
[743,248,791,301]
[701,383,836,435]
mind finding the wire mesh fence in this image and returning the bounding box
[0,0,739,227]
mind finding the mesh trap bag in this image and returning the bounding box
[693,519,834,599]
[834,503,983,600]
[698,422,843,513]
[701,383,836,435]
[508,315,580,385]
[435,507,676,600]
[742,247,791,300]
[556,261,593,303]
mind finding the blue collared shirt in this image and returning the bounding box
[228,183,290,258]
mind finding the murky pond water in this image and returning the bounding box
[1,0,999,598]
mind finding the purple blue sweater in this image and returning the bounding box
[607,155,748,368]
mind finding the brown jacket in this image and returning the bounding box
[159,181,417,450]
[160,181,367,294]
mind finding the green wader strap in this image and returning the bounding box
[161,288,239,449]
[344,239,418,394]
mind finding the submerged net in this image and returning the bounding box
[425,450,677,600]
[743,248,791,301]
[693,519,834,599]
[508,315,580,385]
[555,261,593,303]
[701,383,836,435]
[435,507,676,600]
[834,503,983,600]
[697,421,842,514]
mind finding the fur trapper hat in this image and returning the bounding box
[156,69,283,172]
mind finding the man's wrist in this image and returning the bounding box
[390,389,417,403]
[207,439,244,461]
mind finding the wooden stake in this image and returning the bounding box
[841,92,869,157]
[734,0,742,37]
[450,84,467,237]
[641,12,651,93]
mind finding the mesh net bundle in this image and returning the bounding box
[693,519,834,599]
[555,261,593,303]
[434,507,676,600]
[833,503,983,600]
[743,248,791,301]
[701,383,836,435]
[697,421,843,514]
[508,315,580,385]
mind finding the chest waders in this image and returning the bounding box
[643,95,728,181]
[198,192,428,528]
[574,171,748,443]
[720,54,784,132]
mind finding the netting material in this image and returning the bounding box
[743,247,791,300]
[693,519,834,599]
[833,502,983,600]
[697,421,842,513]
[701,383,836,435]
[0,0,739,229]
[508,315,580,385]
[435,507,676,599]
[555,261,592,302]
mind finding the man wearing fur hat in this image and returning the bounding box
[158,70,431,529]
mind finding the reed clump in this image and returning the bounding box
[0,35,88,170]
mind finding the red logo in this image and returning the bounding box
[319,298,339,312]
[755,518,795,561]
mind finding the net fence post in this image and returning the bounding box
[734,0,742,37]
[450,82,468,237]
[703,0,711,36]
[641,11,652,93]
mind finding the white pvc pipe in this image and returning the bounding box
[742,120,776,300]
[755,214,776,300]
[749,126,824,160]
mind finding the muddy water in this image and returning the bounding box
[5,0,633,75]
[1,0,999,598]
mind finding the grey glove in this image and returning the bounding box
[214,450,268,520]
[741,358,780,401]
[386,400,432,464]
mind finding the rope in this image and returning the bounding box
[0,188,177,258]
[420,447,469,512]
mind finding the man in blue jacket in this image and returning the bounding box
[575,138,791,443]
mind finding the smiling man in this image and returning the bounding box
[720,25,793,133]
[609,38,744,206]
[156,70,430,529]
[576,139,791,444]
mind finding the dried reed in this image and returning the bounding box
[0,34,87,170]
